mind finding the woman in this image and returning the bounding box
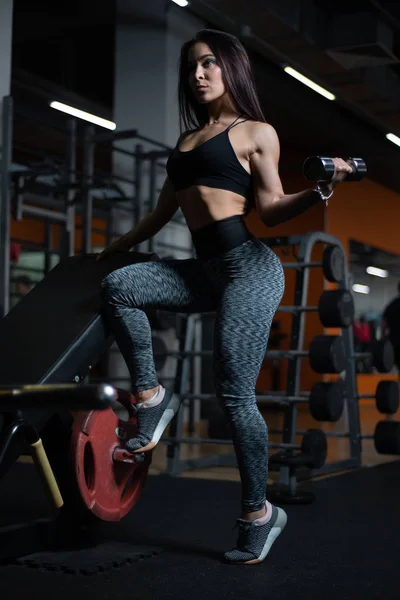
[99,29,351,565]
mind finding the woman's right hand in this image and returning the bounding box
[96,231,134,261]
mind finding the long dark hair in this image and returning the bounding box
[178,29,266,133]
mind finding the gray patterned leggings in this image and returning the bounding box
[101,237,285,512]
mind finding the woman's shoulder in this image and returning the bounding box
[245,120,277,135]
[246,121,279,151]
[178,129,193,139]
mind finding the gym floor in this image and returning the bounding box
[1,398,399,599]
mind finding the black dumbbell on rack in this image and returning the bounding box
[277,289,354,328]
[268,428,328,504]
[294,418,400,458]
[269,379,400,456]
[322,245,345,283]
[318,289,354,328]
[265,335,394,375]
[308,379,399,423]
[275,422,400,460]
[303,156,367,183]
[365,420,400,455]
[357,379,400,455]
[253,379,398,424]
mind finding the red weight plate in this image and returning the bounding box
[70,405,151,522]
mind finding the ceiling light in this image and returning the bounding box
[352,284,370,294]
[171,0,189,6]
[104,385,115,397]
[366,266,388,278]
[283,66,336,101]
[386,133,400,147]
[50,101,116,130]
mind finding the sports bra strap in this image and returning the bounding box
[227,115,249,130]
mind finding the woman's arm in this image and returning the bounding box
[97,177,179,259]
[249,123,351,227]
[123,176,179,247]
[150,176,180,229]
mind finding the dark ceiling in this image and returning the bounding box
[11,0,115,108]
[190,0,400,130]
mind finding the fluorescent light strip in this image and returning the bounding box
[50,101,116,130]
[283,66,336,101]
[366,266,388,278]
[386,133,400,147]
[352,284,370,294]
[171,0,189,6]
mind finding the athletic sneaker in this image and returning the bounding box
[224,503,287,565]
[121,387,181,454]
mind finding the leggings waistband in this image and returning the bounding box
[190,215,253,260]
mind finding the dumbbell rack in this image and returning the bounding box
[161,232,362,486]
[264,232,361,493]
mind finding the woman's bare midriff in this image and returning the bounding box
[177,185,247,231]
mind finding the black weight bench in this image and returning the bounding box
[0,251,158,388]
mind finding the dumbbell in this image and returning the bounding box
[271,421,400,457]
[267,429,328,504]
[308,379,399,422]
[303,156,367,183]
[266,336,394,374]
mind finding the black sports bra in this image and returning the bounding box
[166,116,253,205]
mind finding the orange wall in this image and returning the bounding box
[246,173,326,392]
[326,177,400,256]
[11,218,45,246]
[326,177,399,395]
[10,216,107,255]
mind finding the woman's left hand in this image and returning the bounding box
[328,157,355,188]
